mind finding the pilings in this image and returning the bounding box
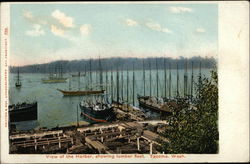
[137,137,140,151]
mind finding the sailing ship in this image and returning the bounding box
[138,59,198,114]
[137,59,175,115]
[137,95,174,114]
[9,101,38,122]
[42,77,67,83]
[15,67,22,88]
[71,71,85,77]
[80,94,114,123]
[57,58,105,96]
[111,63,134,106]
[42,65,67,83]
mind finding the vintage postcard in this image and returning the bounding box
[0,1,249,163]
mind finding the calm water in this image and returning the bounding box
[9,68,211,130]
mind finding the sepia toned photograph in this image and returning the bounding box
[1,1,249,163]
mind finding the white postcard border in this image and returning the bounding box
[0,1,249,163]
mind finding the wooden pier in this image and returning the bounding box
[10,130,63,140]
[10,130,74,152]
[76,120,169,154]
[10,120,169,154]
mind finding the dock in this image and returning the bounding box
[10,101,169,154]
[10,120,169,154]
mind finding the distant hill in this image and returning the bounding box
[9,56,216,73]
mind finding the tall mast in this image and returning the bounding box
[169,62,171,99]
[61,64,63,78]
[54,66,57,78]
[132,63,135,106]
[99,56,103,90]
[59,65,61,78]
[57,65,60,78]
[198,61,202,98]
[76,105,79,127]
[164,58,167,98]
[17,67,20,83]
[143,59,145,96]
[116,65,119,103]
[89,59,92,89]
[191,61,194,100]
[127,66,129,105]
[111,67,113,101]
[68,75,72,90]
[156,59,159,98]
[47,65,52,78]
[78,75,80,90]
[78,70,80,91]
[199,61,202,82]
[95,70,97,86]
[184,60,188,97]
[199,61,201,76]
[106,69,108,93]
[149,61,152,97]
[84,64,87,75]
[86,66,88,89]
[121,66,124,101]
[177,62,179,97]
[59,64,63,78]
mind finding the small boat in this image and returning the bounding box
[79,95,114,123]
[9,101,38,122]
[15,67,22,88]
[57,89,105,96]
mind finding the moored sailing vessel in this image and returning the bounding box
[138,60,198,114]
[137,95,173,114]
[15,67,22,88]
[57,57,105,96]
[42,65,67,83]
[79,95,114,123]
[9,101,38,122]
[137,59,174,115]
[42,77,67,83]
[71,72,85,77]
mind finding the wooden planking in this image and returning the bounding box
[77,124,119,133]
[10,130,63,140]
[77,120,168,133]
[142,130,169,144]
[12,137,72,147]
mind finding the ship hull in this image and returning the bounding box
[79,105,114,123]
[71,74,85,77]
[15,83,21,88]
[57,89,105,96]
[9,102,38,122]
[42,78,67,83]
[138,98,162,112]
[137,96,172,115]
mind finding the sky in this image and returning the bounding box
[10,3,218,66]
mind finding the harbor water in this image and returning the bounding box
[9,68,211,130]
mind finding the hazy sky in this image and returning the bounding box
[10,3,218,66]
